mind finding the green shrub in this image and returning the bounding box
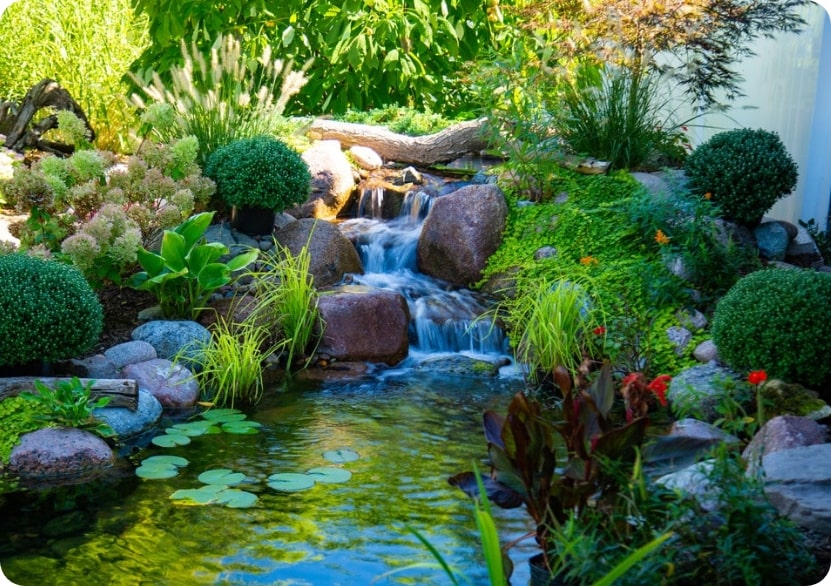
[204,136,311,211]
[0,254,103,365]
[712,268,831,389]
[684,129,798,226]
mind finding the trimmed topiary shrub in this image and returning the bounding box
[684,128,798,226]
[204,136,311,211]
[712,268,831,389]
[0,254,103,366]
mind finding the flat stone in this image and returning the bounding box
[104,340,157,369]
[762,444,831,535]
[93,389,163,442]
[413,355,510,378]
[8,427,115,481]
[121,359,200,409]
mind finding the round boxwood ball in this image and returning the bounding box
[684,128,797,226]
[204,136,311,211]
[0,254,103,365]
[712,268,831,389]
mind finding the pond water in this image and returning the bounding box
[0,373,536,586]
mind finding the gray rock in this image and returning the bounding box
[656,460,719,511]
[786,222,825,268]
[666,326,692,356]
[414,354,509,378]
[104,341,157,369]
[131,320,211,371]
[274,218,364,288]
[68,354,118,379]
[667,362,742,422]
[349,145,383,170]
[671,418,740,445]
[631,172,672,196]
[762,444,831,534]
[676,308,708,331]
[317,286,410,366]
[754,220,790,261]
[292,140,356,220]
[93,389,163,442]
[417,183,508,287]
[400,166,423,185]
[121,359,200,409]
[692,340,718,363]
[8,427,115,481]
[743,416,827,473]
[534,246,557,260]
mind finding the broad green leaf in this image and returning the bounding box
[267,472,315,492]
[201,409,246,422]
[222,421,261,435]
[323,449,360,463]
[141,455,189,468]
[151,433,191,447]
[188,243,227,275]
[226,250,259,272]
[197,263,231,291]
[307,467,352,484]
[384,48,400,65]
[176,211,214,248]
[281,25,295,47]
[170,486,223,505]
[136,247,165,276]
[135,465,179,479]
[215,488,258,508]
[171,421,220,436]
[198,468,247,486]
[160,231,188,272]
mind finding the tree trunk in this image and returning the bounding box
[1,78,95,154]
[308,118,490,166]
[0,377,138,410]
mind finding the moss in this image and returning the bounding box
[0,396,47,465]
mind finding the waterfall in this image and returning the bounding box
[338,187,508,358]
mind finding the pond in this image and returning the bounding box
[0,372,538,586]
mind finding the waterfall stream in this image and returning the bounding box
[338,184,510,365]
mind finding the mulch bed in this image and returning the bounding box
[91,284,156,355]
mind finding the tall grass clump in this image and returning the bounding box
[555,64,690,170]
[131,34,309,165]
[0,0,148,152]
[246,240,321,375]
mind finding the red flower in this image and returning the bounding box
[748,370,768,385]
[593,326,606,336]
[647,375,671,407]
[622,373,641,387]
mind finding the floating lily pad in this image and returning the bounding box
[135,464,179,479]
[151,433,192,447]
[221,421,261,435]
[171,421,221,436]
[323,449,360,463]
[198,468,246,486]
[170,484,226,504]
[267,472,315,493]
[215,489,258,508]
[141,455,189,468]
[201,409,247,423]
[307,466,352,484]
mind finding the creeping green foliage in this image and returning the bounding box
[20,378,113,437]
[712,269,831,389]
[0,396,48,464]
[205,136,311,211]
[0,254,103,365]
[684,129,798,226]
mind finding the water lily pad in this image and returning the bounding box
[323,449,360,463]
[201,409,246,423]
[221,421,261,435]
[267,472,315,493]
[215,489,258,508]
[135,465,179,479]
[171,421,221,436]
[151,433,192,447]
[198,468,246,486]
[307,466,352,484]
[141,455,189,468]
[170,485,225,504]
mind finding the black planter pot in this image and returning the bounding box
[0,360,54,377]
[230,205,276,236]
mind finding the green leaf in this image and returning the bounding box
[215,488,258,508]
[136,247,165,276]
[141,455,189,468]
[151,433,192,447]
[226,250,259,272]
[323,449,360,463]
[188,243,227,275]
[307,466,352,484]
[221,421,261,434]
[198,468,247,485]
[281,25,295,47]
[135,464,179,479]
[197,263,231,291]
[170,486,223,505]
[171,421,220,436]
[160,231,188,272]
[200,409,245,422]
[384,49,400,65]
[267,472,315,492]
[176,211,214,248]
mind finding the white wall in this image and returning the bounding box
[676,2,831,230]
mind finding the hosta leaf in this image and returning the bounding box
[267,472,315,492]
[198,468,247,486]
[323,449,360,463]
[215,489,258,508]
[307,467,352,484]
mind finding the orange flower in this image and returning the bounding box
[580,255,598,266]
[704,192,712,200]
[748,370,767,385]
[654,229,670,245]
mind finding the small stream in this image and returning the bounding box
[0,171,534,585]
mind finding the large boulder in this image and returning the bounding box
[273,218,364,288]
[93,389,163,444]
[290,140,357,219]
[417,184,508,287]
[743,415,827,474]
[667,362,742,422]
[762,444,831,534]
[121,359,200,409]
[7,427,115,482]
[131,320,211,372]
[317,285,409,365]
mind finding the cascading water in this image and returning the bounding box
[338,184,510,362]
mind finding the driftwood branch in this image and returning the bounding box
[0,377,138,410]
[0,78,95,154]
[308,118,490,166]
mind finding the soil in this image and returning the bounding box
[91,284,156,355]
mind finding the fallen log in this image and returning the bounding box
[308,118,490,166]
[0,377,138,410]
